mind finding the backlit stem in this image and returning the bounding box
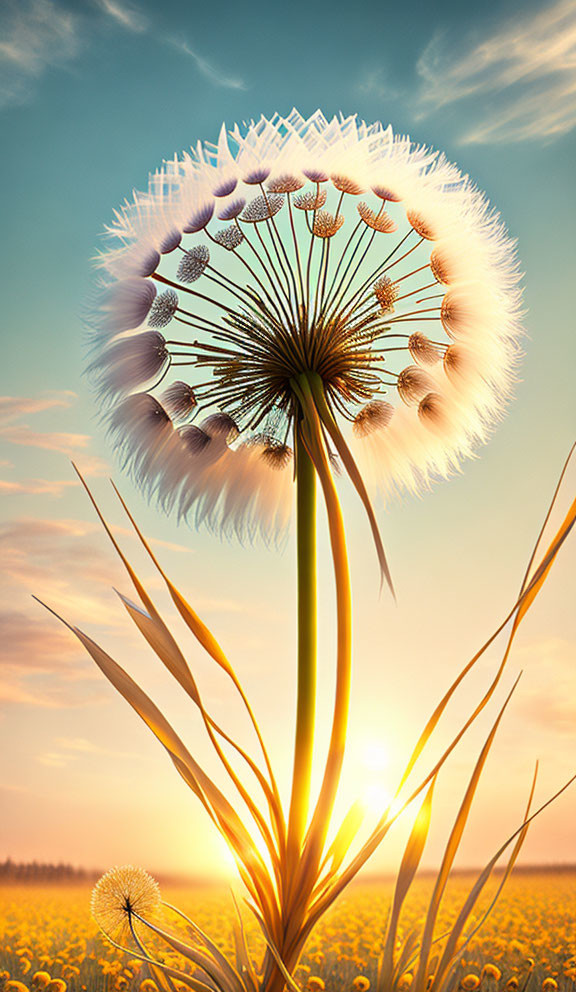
[286,421,318,870]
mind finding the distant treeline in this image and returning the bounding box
[0,859,99,884]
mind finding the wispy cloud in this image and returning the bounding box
[0,425,91,455]
[0,392,77,425]
[416,0,576,143]
[0,0,248,110]
[166,36,248,91]
[0,0,81,108]
[94,0,148,33]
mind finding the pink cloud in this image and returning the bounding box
[0,392,77,425]
[0,425,91,454]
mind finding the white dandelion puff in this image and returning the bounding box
[87,110,524,538]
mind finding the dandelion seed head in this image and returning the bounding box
[218,197,246,221]
[373,276,398,312]
[397,365,435,405]
[148,289,179,328]
[358,202,397,233]
[353,401,394,437]
[408,332,441,366]
[177,245,210,283]
[293,189,328,211]
[331,174,364,195]
[212,226,244,250]
[241,192,284,223]
[162,380,197,419]
[88,110,524,537]
[91,865,161,942]
[268,174,305,193]
[313,210,344,238]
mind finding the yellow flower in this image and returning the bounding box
[353,978,370,992]
[461,977,481,991]
[482,965,502,982]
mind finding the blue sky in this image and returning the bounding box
[0,0,575,877]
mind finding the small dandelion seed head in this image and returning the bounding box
[267,174,305,193]
[159,229,182,254]
[373,276,398,312]
[148,289,178,328]
[212,226,244,250]
[408,332,441,365]
[261,442,293,469]
[202,412,240,443]
[406,210,436,241]
[353,401,394,436]
[302,167,329,182]
[313,210,344,238]
[91,865,161,942]
[371,185,401,202]
[429,248,453,285]
[177,245,210,283]
[358,202,397,233]
[218,198,246,221]
[293,189,328,211]
[161,380,197,420]
[180,424,212,454]
[213,176,237,197]
[331,174,364,195]
[241,192,284,223]
[88,331,169,400]
[243,166,271,184]
[397,365,435,405]
[183,201,214,233]
[418,391,448,431]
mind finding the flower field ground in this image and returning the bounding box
[2,871,576,992]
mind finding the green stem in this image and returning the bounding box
[286,419,318,869]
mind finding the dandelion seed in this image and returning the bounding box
[313,210,344,238]
[293,189,328,211]
[358,202,397,233]
[353,401,394,436]
[212,226,244,250]
[91,865,161,942]
[241,193,284,223]
[177,245,210,283]
[161,380,197,419]
[408,332,442,365]
[373,276,398,312]
[148,290,178,328]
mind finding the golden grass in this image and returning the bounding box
[2,873,576,992]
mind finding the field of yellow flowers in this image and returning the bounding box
[1,872,575,992]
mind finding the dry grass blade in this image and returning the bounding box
[231,893,260,992]
[430,764,539,992]
[34,598,279,928]
[115,591,281,872]
[412,676,520,992]
[163,900,250,992]
[109,479,284,827]
[96,929,218,992]
[248,906,302,992]
[379,779,436,991]
[320,800,365,878]
[131,913,245,992]
[74,466,281,839]
[397,443,576,792]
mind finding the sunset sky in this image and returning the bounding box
[1,0,575,881]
